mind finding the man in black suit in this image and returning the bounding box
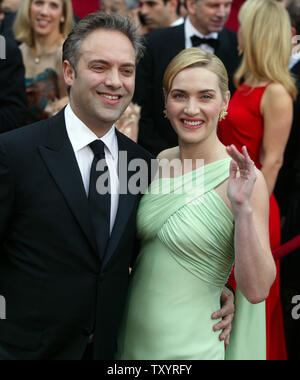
[275,0,300,361]
[0,35,29,132]
[0,12,155,360]
[134,0,240,156]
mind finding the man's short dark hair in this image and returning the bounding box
[287,0,300,35]
[63,11,145,73]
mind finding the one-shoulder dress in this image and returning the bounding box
[116,158,266,360]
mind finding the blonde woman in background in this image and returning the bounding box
[218,0,297,360]
[14,0,73,121]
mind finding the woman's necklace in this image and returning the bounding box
[31,47,43,65]
[31,36,63,65]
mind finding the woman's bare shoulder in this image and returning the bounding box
[157,147,180,161]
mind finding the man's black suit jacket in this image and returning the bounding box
[134,24,240,156]
[0,110,154,360]
[275,61,300,221]
[0,37,29,132]
[275,61,300,360]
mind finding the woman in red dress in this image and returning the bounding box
[218,0,297,360]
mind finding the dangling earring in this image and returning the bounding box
[238,49,244,57]
[218,108,228,122]
[163,109,169,119]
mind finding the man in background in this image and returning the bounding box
[275,0,300,361]
[1,0,22,12]
[139,0,184,31]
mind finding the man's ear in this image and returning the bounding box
[185,0,196,15]
[63,60,75,87]
[168,0,178,13]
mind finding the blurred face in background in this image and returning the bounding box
[187,0,233,35]
[178,0,188,18]
[101,0,127,14]
[139,0,177,30]
[30,0,64,38]
[2,0,23,12]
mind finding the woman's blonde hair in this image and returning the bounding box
[235,0,297,100]
[13,0,74,47]
[163,48,229,101]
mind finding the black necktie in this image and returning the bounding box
[191,35,219,51]
[88,140,111,259]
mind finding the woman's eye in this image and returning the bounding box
[173,93,185,99]
[201,94,212,100]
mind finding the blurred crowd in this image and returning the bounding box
[0,0,300,360]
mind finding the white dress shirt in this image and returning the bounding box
[171,17,185,27]
[184,17,218,54]
[64,104,119,235]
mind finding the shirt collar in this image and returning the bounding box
[65,104,118,160]
[185,17,218,41]
[171,17,185,27]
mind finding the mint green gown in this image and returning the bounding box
[116,158,266,360]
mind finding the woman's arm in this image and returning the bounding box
[227,145,276,304]
[260,83,293,195]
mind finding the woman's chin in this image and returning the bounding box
[176,130,206,145]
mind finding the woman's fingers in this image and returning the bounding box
[227,145,246,167]
[241,146,255,170]
[229,159,238,180]
[227,145,254,173]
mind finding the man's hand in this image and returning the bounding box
[211,287,235,348]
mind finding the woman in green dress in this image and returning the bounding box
[116,48,276,360]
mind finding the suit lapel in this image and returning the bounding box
[215,28,235,69]
[38,112,147,267]
[38,110,98,253]
[102,131,140,268]
[175,24,186,51]
[166,24,185,59]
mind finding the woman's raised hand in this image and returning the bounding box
[226,145,257,216]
